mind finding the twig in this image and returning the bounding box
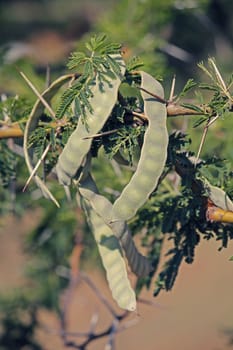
[82,129,119,140]
[169,75,176,102]
[0,124,23,138]
[80,272,117,317]
[41,315,138,339]
[45,65,51,88]
[208,58,232,101]
[206,202,233,224]
[57,254,137,350]
[105,319,119,350]
[88,311,99,335]
[167,103,205,116]
[18,70,56,118]
[139,86,167,104]
[22,142,51,192]
[130,110,147,121]
[40,324,90,338]
[137,297,166,309]
[18,69,61,191]
[195,114,219,166]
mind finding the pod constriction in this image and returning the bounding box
[111,71,168,222]
[79,175,152,277]
[56,55,126,186]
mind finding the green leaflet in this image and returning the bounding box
[56,54,126,186]
[111,71,168,222]
[23,74,74,206]
[82,198,136,312]
[79,174,152,277]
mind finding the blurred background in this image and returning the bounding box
[0,0,233,349]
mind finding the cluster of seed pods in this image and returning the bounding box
[24,54,233,310]
[24,56,169,311]
[57,66,168,310]
[78,69,168,310]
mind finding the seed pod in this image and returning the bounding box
[111,71,168,222]
[83,200,136,311]
[56,55,126,186]
[203,179,233,211]
[119,225,152,277]
[79,174,152,277]
[175,154,233,212]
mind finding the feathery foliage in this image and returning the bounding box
[56,34,123,122]
[0,8,233,346]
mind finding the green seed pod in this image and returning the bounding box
[79,174,152,277]
[81,199,136,311]
[119,226,152,277]
[56,55,126,186]
[111,71,168,222]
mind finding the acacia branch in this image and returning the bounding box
[0,124,24,138]
[166,103,205,116]
[0,103,206,140]
[206,202,233,224]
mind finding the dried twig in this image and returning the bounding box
[41,259,167,350]
[169,75,176,102]
[18,70,56,118]
[80,272,117,318]
[57,255,135,350]
[139,86,167,104]
[195,114,219,166]
[22,142,51,192]
[82,129,119,140]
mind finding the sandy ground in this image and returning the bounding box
[1,213,233,350]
